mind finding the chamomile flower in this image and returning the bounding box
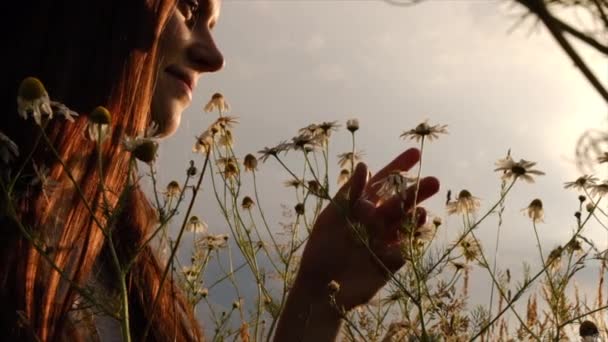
[523,198,544,223]
[164,181,181,199]
[213,115,239,130]
[258,141,290,162]
[198,234,229,250]
[590,180,608,198]
[284,179,304,189]
[346,119,359,133]
[123,131,159,164]
[494,156,545,183]
[50,101,79,122]
[337,151,364,169]
[459,236,481,262]
[564,175,598,191]
[17,77,53,125]
[241,196,254,210]
[87,106,112,143]
[337,169,350,186]
[243,154,257,172]
[186,216,208,234]
[217,129,234,148]
[400,120,448,142]
[373,171,416,202]
[446,190,480,215]
[203,92,230,114]
[193,130,213,155]
[290,132,322,152]
[182,265,200,283]
[31,161,60,202]
[579,320,599,341]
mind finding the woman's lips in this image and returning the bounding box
[165,66,194,100]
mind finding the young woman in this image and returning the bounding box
[1,0,439,341]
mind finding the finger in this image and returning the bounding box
[375,176,440,223]
[373,207,427,246]
[366,148,420,204]
[335,162,369,207]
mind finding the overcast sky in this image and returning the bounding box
[151,0,607,336]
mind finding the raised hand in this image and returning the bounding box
[274,148,440,341]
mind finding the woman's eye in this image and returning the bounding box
[179,0,199,23]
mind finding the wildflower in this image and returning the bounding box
[373,171,416,202]
[232,300,241,309]
[186,216,208,234]
[566,238,582,254]
[241,196,254,210]
[197,288,209,298]
[459,237,481,262]
[589,180,608,198]
[564,175,598,191]
[317,121,340,139]
[400,120,448,142]
[294,203,305,215]
[579,320,599,341]
[50,101,78,122]
[284,179,304,189]
[198,234,229,250]
[258,141,290,162]
[307,180,326,198]
[213,115,239,130]
[124,137,158,164]
[290,132,321,152]
[298,123,319,136]
[182,265,199,283]
[578,195,586,202]
[598,152,608,164]
[494,156,545,183]
[546,246,563,270]
[122,122,160,163]
[31,161,60,202]
[243,154,257,171]
[346,119,359,133]
[164,181,181,199]
[216,156,238,167]
[87,106,112,143]
[203,92,230,114]
[0,131,19,164]
[223,161,239,179]
[523,198,544,223]
[586,202,595,213]
[187,160,197,176]
[217,129,234,148]
[411,222,434,242]
[337,169,350,186]
[337,151,364,169]
[575,211,582,220]
[328,280,340,294]
[446,190,481,215]
[432,217,442,228]
[17,77,53,125]
[193,130,213,155]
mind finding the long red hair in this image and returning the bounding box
[1,0,203,340]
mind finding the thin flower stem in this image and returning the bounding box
[141,151,211,342]
[429,180,517,275]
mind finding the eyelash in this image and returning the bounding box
[180,0,199,25]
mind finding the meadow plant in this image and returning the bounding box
[1,78,607,341]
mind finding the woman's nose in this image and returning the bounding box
[187,31,224,73]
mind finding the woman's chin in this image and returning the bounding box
[153,113,181,138]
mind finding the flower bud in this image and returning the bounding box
[89,106,112,125]
[18,77,47,101]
